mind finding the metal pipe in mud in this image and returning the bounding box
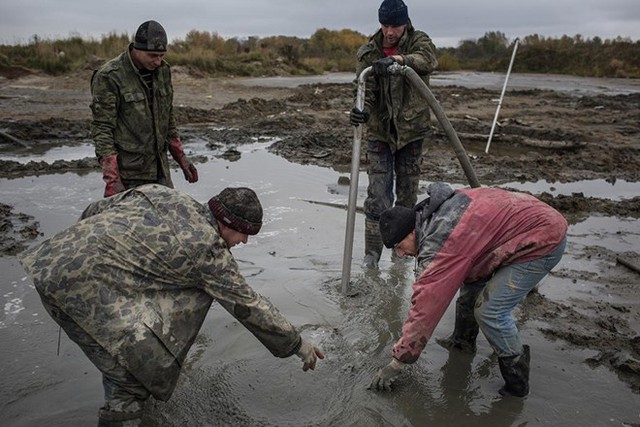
[0,130,28,148]
[341,65,481,294]
[396,64,481,189]
[617,255,640,275]
[341,67,371,294]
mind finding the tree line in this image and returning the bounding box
[1,29,638,78]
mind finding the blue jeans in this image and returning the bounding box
[472,237,567,357]
[363,139,423,221]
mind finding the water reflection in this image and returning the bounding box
[501,178,639,201]
[237,71,640,96]
[2,138,640,426]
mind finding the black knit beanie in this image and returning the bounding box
[378,0,409,26]
[133,20,168,52]
[208,187,263,235]
[379,206,416,248]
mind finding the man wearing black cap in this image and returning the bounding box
[349,0,438,268]
[91,20,198,198]
[18,184,324,426]
[369,183,568,397]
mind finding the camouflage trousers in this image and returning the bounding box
[363,139,423,221]
[37,289,149,424]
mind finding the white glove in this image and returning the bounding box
[370,358,406,391]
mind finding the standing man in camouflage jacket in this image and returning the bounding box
[19,185,324,426]
[350,0,438,268]
[91,20,198,198]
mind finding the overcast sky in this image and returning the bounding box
[1,0,639,48]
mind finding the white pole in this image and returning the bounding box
[485,38,519,154]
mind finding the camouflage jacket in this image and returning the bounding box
[355,24,438,151]
[18,185,301,400]
[90,44,178,184]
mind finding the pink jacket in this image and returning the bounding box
[392,183,568,363]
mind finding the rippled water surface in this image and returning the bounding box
[1,140,639,426]
[2,69,640,426]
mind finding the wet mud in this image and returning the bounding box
[1,68,639,425]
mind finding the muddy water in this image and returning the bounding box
[1,141,639,426]
[239,71,640,96]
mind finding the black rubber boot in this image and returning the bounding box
[498,345,530,397]
[435,292,480,353]
[362,218,383,268]
[98,408,143,427]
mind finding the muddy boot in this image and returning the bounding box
[98,408,143,427]
[435,294,480,353]
[362,218,383,269]
[498,345,530,397]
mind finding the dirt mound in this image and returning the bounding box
[0,64,38,80]
[0,203,41,255]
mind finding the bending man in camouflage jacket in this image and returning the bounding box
[19,184,324,426]
[350,0,438,268]
[91,20,198,198]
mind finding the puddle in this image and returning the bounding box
[0,140,94,163]
[431,71,640,96]
[1,141,639,426]
[501,178,639,201]
[2,138,636,202]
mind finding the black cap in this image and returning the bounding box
[378,0,409,26]
[133,20,167,52]
[379,206,415,248]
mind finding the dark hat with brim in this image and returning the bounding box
[378,0,409,26]
[133,20,168,52]
[208,187,263,235]
[379,206,416,248]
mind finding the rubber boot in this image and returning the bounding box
[362,218,383,269]
[97,408,143,427]
[435,293,480,353]
[498,345,530,397]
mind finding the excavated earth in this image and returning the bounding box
[1,67,639,398]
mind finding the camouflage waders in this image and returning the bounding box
[363,139,422,267]
[363,218,384,268]
[38,290,148,427]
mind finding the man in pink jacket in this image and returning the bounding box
[370,182,568,397]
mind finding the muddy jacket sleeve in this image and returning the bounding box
[397,30,438,75]
[391,206,474,363]
[90,70,120,159]
[197,239,302,358]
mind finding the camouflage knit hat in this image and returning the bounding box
[208,187,263,235]
[133,20,167,52]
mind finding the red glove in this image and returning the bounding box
[169,137,198,183]
[99,154,126,197]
